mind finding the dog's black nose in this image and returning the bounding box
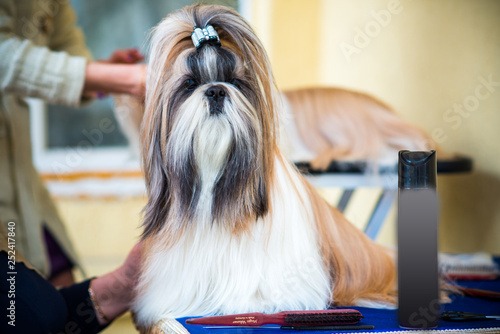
[205,86,226,102]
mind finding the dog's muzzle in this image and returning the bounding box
[205,85,226,116]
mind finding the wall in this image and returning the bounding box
[249,0,500,254]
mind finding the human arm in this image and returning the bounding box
[0,252,105,334]
[0,242,142,333]
[50,3,147,100]
[0,1,145,105]
[83,62,146,100]
[0,241,142,333]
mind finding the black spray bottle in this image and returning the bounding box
[398,150,440,329]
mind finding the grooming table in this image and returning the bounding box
[299,156,473,243]
[295,155,473,175]
[178,258,500,333]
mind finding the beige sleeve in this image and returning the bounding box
[0,0,89,107]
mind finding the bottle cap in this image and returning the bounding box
[398,150,437,189]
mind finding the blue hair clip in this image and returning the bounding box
[191,25,221,49]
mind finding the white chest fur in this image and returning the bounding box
[133,159,332,325]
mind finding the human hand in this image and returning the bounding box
[89,242,143,325]
[107,48,145,64]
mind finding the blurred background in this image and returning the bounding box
[31,0,499,332]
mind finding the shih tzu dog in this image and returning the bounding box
[132,4,397,332]
[279,87,436,170]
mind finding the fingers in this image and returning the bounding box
[82,91,108,99]
[109,48,145,64]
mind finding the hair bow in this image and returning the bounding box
[191,25,221,49]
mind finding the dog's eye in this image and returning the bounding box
[184,79,198,91]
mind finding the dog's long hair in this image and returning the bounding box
[141,4,277,237]
[134,4,396,329]
[280,87,436,170]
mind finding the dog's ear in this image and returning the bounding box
[141,8,195,238]
[141,107,171,238]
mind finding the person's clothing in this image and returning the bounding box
[0,0,92,276]
[44,226,74,277]
[0,221,106,333]
[0,252,107,334]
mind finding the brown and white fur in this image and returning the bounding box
[132,4,396,332]
[279,87,436,170]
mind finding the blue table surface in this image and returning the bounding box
[177,258,500,333]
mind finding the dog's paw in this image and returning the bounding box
[149,318,190,334]
[354,298,397,309]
